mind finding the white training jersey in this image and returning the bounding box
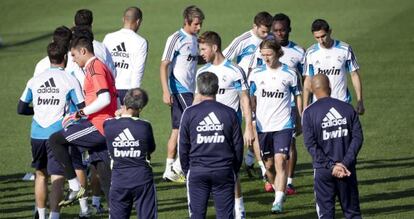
[303,40,359,103]
[249,64,300,132]
[223,30,262,74]
[161,28,198,94]
[21,67,84,139]
[196,59,248,111]
[103,28,148,89]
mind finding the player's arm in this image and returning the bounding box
[17,80,34,115]
[341,111,363,169]
[223,36,243,62]
[350,70,364,115]
[240,90,254,146]
[295,94,303,136]
[131,40,148,88]
[302,76,312,110]
[160,60,172,105]
[178,111,191,176]
[232,111,244,174]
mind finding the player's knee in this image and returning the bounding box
[49,131,67,146]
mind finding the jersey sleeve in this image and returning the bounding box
[249,74,257,96]
[342,110,363,168]
[130,39,148,88]
[67,74,85,106]
[345,46,359,73]
[303,52,314,77]
[231,111,244,174]
[20,79,33,103]
[289,73,301,96]
[146,122,156,154]
[223,36,243,61]
[234,66,248,91]
[161,33,179,62]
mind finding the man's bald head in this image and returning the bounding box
[311,74,331,99]
[124,7,142,23]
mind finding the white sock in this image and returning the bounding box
[49,212,60,219]
[37,208,46,219]
[92,196,101,207]
[166,158,174,167]
[68,178,80,191]
[287,177,293,185]
[245,150,255,166]
[274,191,284,204]
[79,197,89,214]
[235,197,245,211]
[258,161,266,176]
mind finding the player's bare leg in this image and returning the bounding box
[263,158,275,192]
[163,129,185,182]
[90,165,104,214]
[272,154,287,213]
[35,169,48,219]
[234,178,246,219]
[286,138,297,195]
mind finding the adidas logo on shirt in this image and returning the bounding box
[322,107,348,140]
[113,128,140,147]
[196,112,224,132]
[196,112,225,144]
[37,77,59,93]
[113,128,142,158]
[111,42,129,58]
[321,107,347,128]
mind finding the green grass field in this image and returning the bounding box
[1,0,414,218]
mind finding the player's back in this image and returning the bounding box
[21,68,84,138]
[103,29,148,89]
[181,100,243,171]
[104,117,155,188]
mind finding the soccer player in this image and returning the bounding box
[249,39,302,213]
[303,19,365,115]
[103,7,148,104]
[179,72,244,219]
[18,42,85,219]
[223,11,272,175]
[104,88,157,219]
[49,35,117,207]
[302,74,363,218]
[271,13,305,195]
[160,5,204,182]
[195,31,252,218]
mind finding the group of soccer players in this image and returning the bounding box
[18,4,364,219]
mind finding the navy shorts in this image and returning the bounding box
[46,143,86,175]
[110,181,158,219]
[171,93,193,129]
[258,129,293,159]
[31,139,48,170]
[61,119,108,163]
[117,89,128,105]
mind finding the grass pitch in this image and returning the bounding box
[1,0,414,218]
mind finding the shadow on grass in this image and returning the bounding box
[0,33,52,49]
[363,204,414,216]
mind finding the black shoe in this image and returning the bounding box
[33,211,39,219]
[59,187,86,207]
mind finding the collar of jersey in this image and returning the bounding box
[85,56,97,67]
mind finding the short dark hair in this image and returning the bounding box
[273,13,291,30]
[70,36,94,54]
[53,26,72,50]
[72,25,94,41]
[198,31,221,50]
[124,6,142,21]
[47,42,67,64]
[311,19,330,32]
[254,11,273,29]
[74,9,93,26]
[197,72,219,96]
[124,88,149,111]
[260,39,284,58]
[183,5,204,24]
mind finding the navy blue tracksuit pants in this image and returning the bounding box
[187,168,235,219]
[314,167,361,219]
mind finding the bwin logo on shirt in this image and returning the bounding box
[196,112,225,144]
[317,67,340,75]
[262,89,284,98]
[37,78,59,93]
[322,107,348,140]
